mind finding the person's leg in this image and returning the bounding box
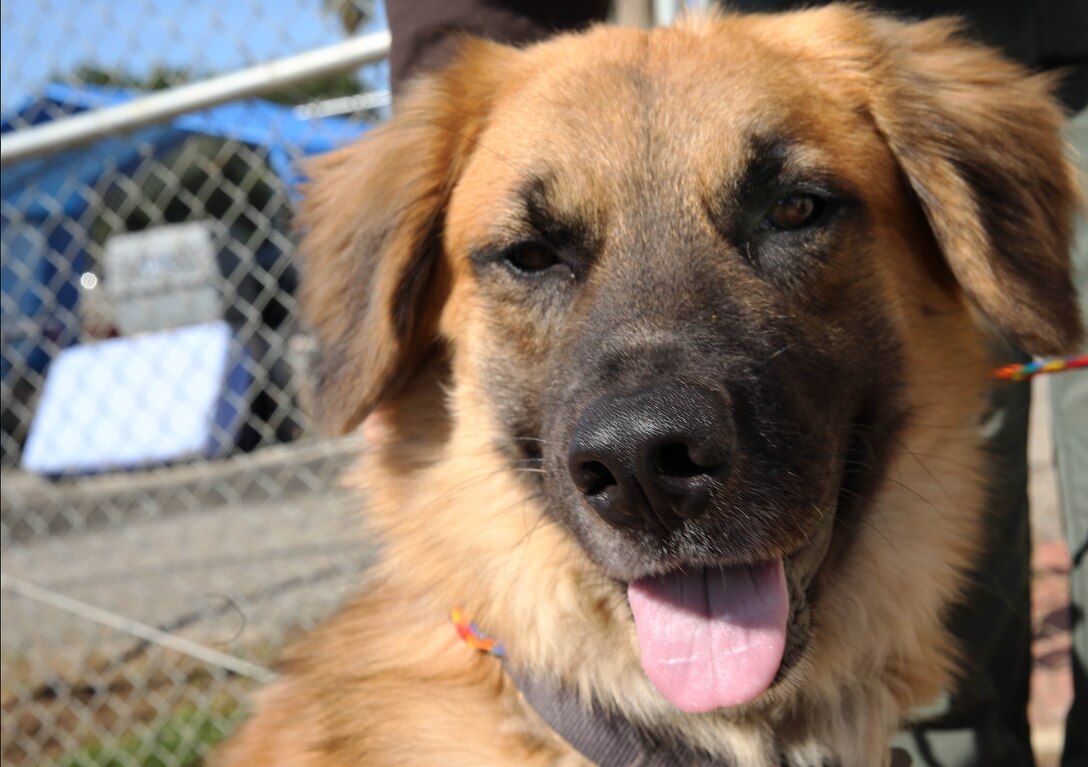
[386,0,609,94]
[1056,365,1088,766]
[1056,106,1088,767]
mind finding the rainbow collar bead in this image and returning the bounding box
[993,353,1087,381]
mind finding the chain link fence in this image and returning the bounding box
[1,2,389,764]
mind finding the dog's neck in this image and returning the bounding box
[507,666,729,767]
[510,668,916,767]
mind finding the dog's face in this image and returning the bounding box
[448,23,914,567]
[440,28,919,708]
[301,7,1080,718]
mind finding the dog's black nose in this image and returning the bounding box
[567,384,734,536]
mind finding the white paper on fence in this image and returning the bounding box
[21,321,249,474]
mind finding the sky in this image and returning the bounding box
[0,0,389,111]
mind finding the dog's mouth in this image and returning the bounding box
[627,559,790,712]
[623,506,835,712]
[618,411,872,713]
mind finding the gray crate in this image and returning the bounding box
[103,222,226,335]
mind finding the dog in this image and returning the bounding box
[214,6,1082,766]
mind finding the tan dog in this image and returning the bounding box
[215,6,1082,766]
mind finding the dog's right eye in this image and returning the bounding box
[501,243,565,276]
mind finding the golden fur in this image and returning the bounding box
[215,7,1081,766]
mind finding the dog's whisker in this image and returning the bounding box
[827,485,895,547]
[508,435,556,447]
[511,496,558,550]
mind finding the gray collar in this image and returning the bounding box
[508,668,914,767]
[507,667,730,767]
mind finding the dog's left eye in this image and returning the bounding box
[765,193,825,230]
[502,242,564,276]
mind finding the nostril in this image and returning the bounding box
[575,460,617,496]
[654,442,706,478]
[657,441,730,480]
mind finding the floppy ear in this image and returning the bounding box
[299,39,516,434]
[867,16,1083,355]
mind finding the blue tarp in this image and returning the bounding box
[1,83,369,381]
[1,82,369,216]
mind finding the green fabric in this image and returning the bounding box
[1056,107,1088,767]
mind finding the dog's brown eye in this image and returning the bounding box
[766,194,821,230]
[503,243,562,275]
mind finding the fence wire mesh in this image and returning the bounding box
[1,2,387,764]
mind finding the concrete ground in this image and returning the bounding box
[0,437,374,764]
[1,437,374,657]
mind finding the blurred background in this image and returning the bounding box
[2,1,388,764]
[0,1,1072,765]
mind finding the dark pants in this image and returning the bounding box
[387,0,608,96]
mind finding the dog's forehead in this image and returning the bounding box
[448,16,879,253]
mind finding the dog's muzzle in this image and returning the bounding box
[566,383,735,537]
[562,381,838,713]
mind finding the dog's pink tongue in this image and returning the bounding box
[627,560,788,712]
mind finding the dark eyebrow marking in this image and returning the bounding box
[734,134,858,203]
[704,135,795,244]
[521,176,594,253]
[733,135,795,207]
